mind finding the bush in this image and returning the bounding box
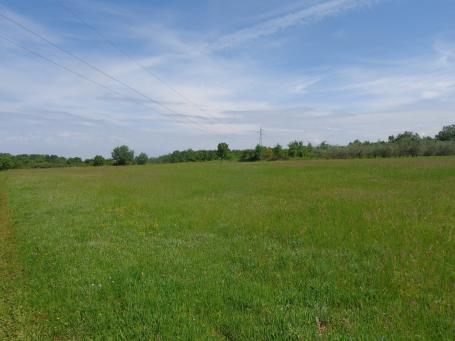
[93,155,105,167]
[272,144,288,160]
[0,154,14,171]
[239,149,256,162]
[135,153,149,165]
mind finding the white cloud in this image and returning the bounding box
[1,1,454,157]
[292,77,323,94]
[210,0,378,50]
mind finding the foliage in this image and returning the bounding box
[1,123,455,169]
[151,149,218,163]
[93,155,105,167]
[66,157,84,167]
[216,143,230,160]
[288,141,313,158]
[135,153,149,165]
[239,149,257,162]
[272,144,287,160]
[255,145,273,161]
[436,124,455,141]
[288,140,304,157]
[111,145,135,166]
[0,154,14,171]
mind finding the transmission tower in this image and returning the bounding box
[259,127,264,146]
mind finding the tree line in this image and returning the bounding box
[0,146,150,170]
[1,124,454,170]
[151,124,455,162]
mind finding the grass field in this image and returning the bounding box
[1,158,454,339]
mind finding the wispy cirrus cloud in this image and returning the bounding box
[210,0,378,51]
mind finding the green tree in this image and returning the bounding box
[288,141,303,158]
[436,124,455,141]
[305,143,314,158]
[93,155,105,167]
[0,154,14,171]
[272,144,284,160]
[111,145,134,166]
[391,132,422,157]
[239,149,256,162]
[217,143,230,160]
[253,145,273,161]
[135,153,149,165]
[67,157,83,167]
[254,145,264,160]
[319,141,330,150]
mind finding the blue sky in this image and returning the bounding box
[1,0,454,157]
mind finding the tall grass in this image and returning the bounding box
[1,158,454,339]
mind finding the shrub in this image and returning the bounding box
[0,154,14,171]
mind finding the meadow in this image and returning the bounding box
[1,158,454,339]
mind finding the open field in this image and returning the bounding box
[1,158,454,339]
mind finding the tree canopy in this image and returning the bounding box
[436,124,455,141]
[93,155,105,167]
[112,145,135,166]
[135,153,149,165]
[0,154,14,171]
[217,143,230,160]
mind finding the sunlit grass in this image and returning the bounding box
[1,158,454,339]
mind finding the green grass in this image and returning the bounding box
[1,158,454,339]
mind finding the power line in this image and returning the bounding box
[0,10,158,104]
[55,0,219,121]
[0,33,124,99]
[0,9,229,137]
[0,33,212,130]
[7,34,222,134]
[52,1,235,142]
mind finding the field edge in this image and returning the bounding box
[0,174,23,340]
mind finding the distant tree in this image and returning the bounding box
[288,141,304,157]
[67,157,83,167]
[93,155,105,167]
[391,132,422,157]
[392,131,421,143]
[217,143,230,160]
[253,145,273,161]
[319,141,330,150]
[135,153,149,165]
[272,144,284,160]
[436,124,455,141]
[111,145,134,166]
[184,149,196,162]
[239,149,256,162]
[0,154,14,171]
[262,147,274,161]
[302,143,314,158]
